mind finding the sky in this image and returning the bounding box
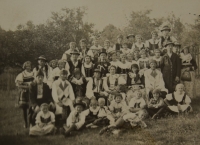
[0,0,200,31]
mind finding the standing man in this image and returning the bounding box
[160,41,181,93]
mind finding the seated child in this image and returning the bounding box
[85,98,111,128]
[129,90,146,113]
[61,98,86,137]
[147,89,166,119]
[99,109,148,135]
[164,84,192,114]
[29,103,56,136]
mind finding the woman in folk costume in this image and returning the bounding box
[81,55,94,81]
[15,61,34,128]
[160,41,181,93]
[69,68,87,99]
[110,51,120,68]
[113,35,123,51]
[180,46,197,98]
[145,30,160,57]
[29,103,56,136]
[48,59,58,75]
[132,47,140,62]
[61,42,79,61]
[126,53,137,68]
[158,25,177,52]
[121,42,132,55]
[144,59,168,101]
[52,70,75,126]
[47,60,66,88]
[137,49,150,86]
[65,49,82,78]
[33,55,49,83]
[86,69,108,102]
[164,84,192,114]
[117,53,131,82]
[89,39,102,63]
[131,35,146,52]
[152,49,162,71]
[126,34,135,49]
[79,39,90,62]
[94,48,110,77]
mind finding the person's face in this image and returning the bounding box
[121,55,126,62]
[150,63,156,70]
[111,53,117,61]
[100,53,106,60]
[51,62,57,69]
[71,54,79,60]
[70,43,76,49]
[94,72,101,78]
[117,38,122,43]
[76,105,83,113]
[110,67,116,75]
[41,106,48,114]
[75,73,81,79]
[60,74,67,81]
[134,51,139,56]
[85,57,91,64]
[155,52,160,58]
[183,48,189,54]
[104,42,110,48]
[90,103,97,109]
[25,63,31,72]
[116,52,120,59]
[80,42,86,48]
[176,85,184,93]
[136,37,142,43]
[136,91,142,99]
[127,54,133,61]
[38,60,45,66]
[58,63,65,69]
[162,30,169,36]
[152,33,157,39]
[128,37,134,42]
[94,40,98,46]
[36,76,44,84]
[115,96,122,103]
[153,93,159,100]
[167,44,173,52]
[172,47,178,54]
[98,101,105,107]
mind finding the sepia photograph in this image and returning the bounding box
[0,0,200,144]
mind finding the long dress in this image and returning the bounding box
[160,53,181,93]
[180,53,197,98]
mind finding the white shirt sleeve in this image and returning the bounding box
[86,79,94,99]
[68,83,75,101]
[50,112,55,123]
[166,94,173,101]
[52,81,59,103]
[103,77,109,92]
[75,113,86,129]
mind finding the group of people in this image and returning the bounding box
[15,24,197,137]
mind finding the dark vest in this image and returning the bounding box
[40,116,51,124]
[83,64,94,77]
[115,43,122,51]
[169,93,186,106]
[68,60,82,74]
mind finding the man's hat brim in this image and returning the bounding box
[74,102,85,108]
[37,56,47,61]
[126,34,135,39]
[164,42,174,47]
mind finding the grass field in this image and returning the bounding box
[0,90,200,145]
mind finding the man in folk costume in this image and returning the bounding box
[86,69,108,102]
[145,31,160,57]
[89,38,102,62]
[94,48,110,77]
[52,70,75,127]
[61,42,79,62]
[113,35,123,51]
[126,34,135,49]
[160,41,181,93]
[33,55,49,83]
[79,39,90,61]
[65,49,82,78]
[158,25,177,52]
[144,59,168,101]
[29,70,54,126]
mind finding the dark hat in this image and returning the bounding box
[36,69,44,77]
[99,48,107,56]
[74,97,86,108]
[164,41,174,47]
[60,70,68,75]
[152,89,161,94]
[131,63,139,69]
[126,34,135,39]
[94,69,101,73]
[70,49,80,55]
[160,25,171,32]
[37,55,47,61]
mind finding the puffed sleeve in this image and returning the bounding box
[35,111,42,124]
[166,94,173,101]
[185,95,191,104]
[129,98,136,108]
[15,73,23,86]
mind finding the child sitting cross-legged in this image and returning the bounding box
[147,89,166,119]
[29,103,56,136]
[85,98,111,128]
[61,98,86,137]
[164,84,192,115]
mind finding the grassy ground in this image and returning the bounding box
[0,90,200,145]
